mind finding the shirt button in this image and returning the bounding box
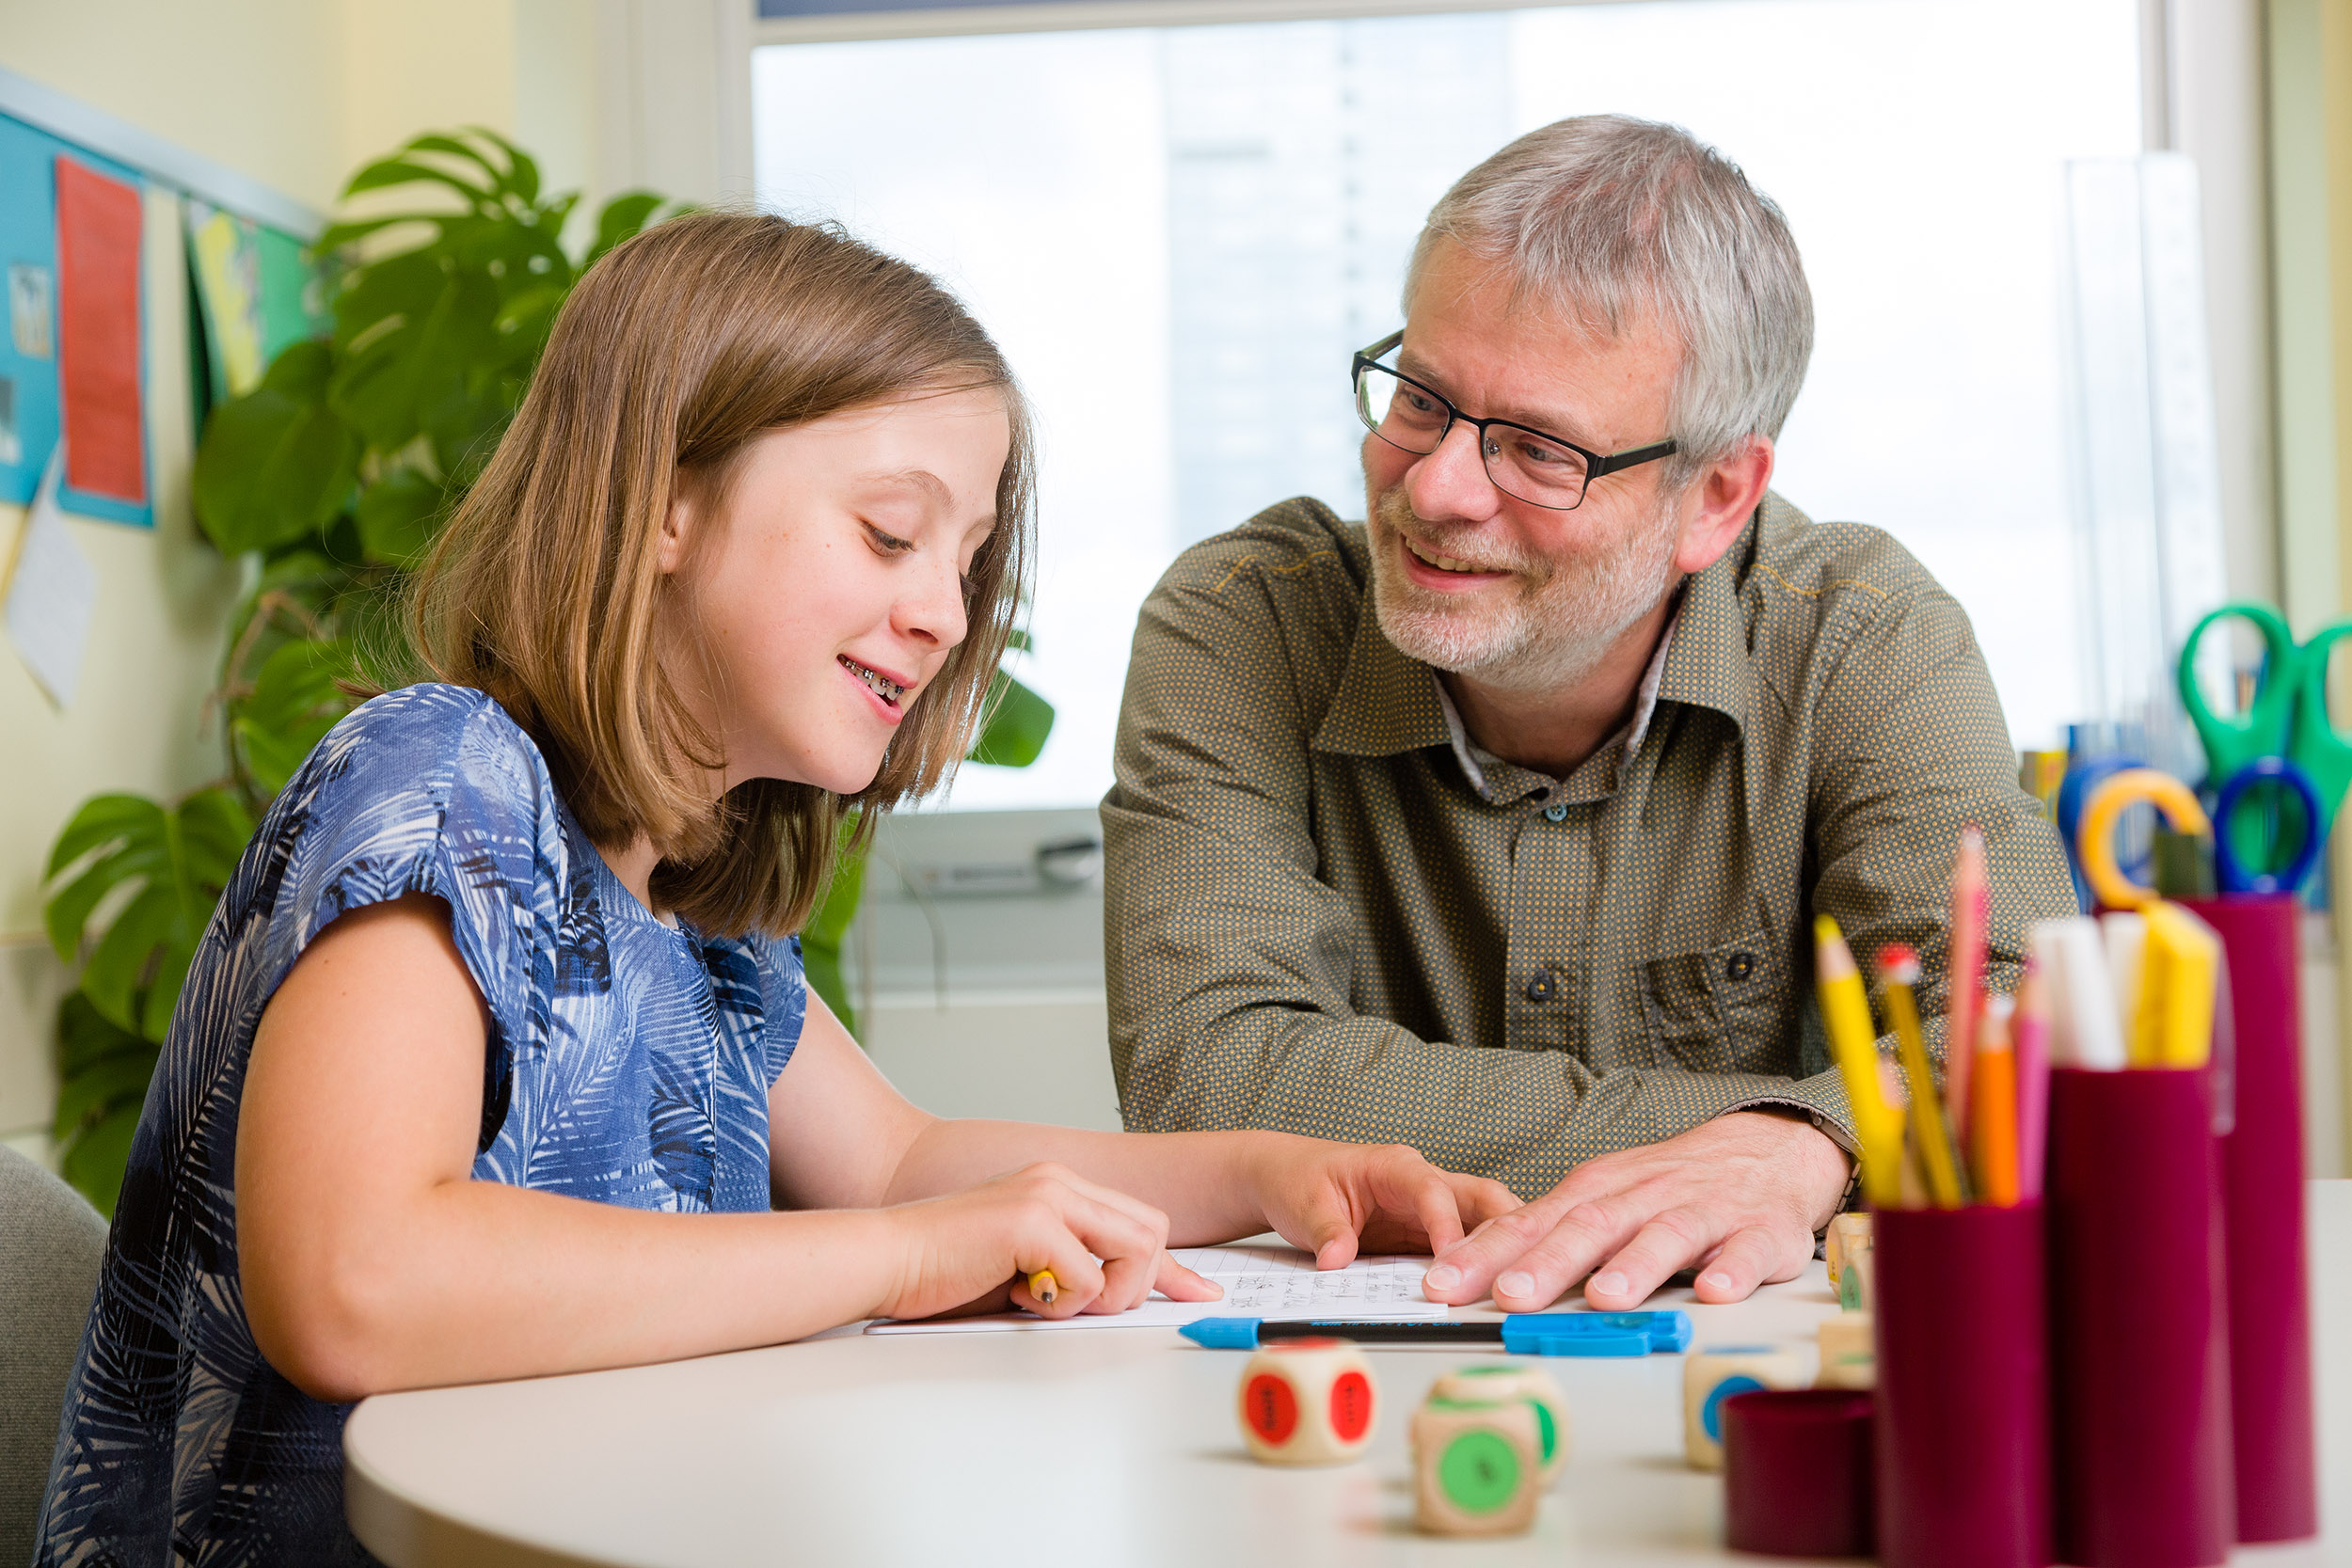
[1524,972,1557,1003]
[1726,951,1756,983]
[1543,803,1568,822]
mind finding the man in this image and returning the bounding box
[1102,116,2077,1312]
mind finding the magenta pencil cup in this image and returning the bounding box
[2182,893,2319,1543]
[2046,1067,2234,1567]
[1872,1203,2051,1568]
[1722,1388,1876,1558]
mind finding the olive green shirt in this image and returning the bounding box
[1102,493,2079,1197]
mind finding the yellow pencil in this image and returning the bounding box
[1877,945,1968,1209]
[1815,917,1906,1208]
[1028,1270,1058,1306]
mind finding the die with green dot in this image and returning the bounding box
[1428,1365,1569,1481]
[1410,1393,1542,1537]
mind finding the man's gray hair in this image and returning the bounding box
[1406,115,1813,484]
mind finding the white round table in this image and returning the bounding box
[346,1183,2350,1567]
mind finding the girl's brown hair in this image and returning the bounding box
[408,210,1035,937]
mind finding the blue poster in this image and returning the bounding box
[0,110,148,525]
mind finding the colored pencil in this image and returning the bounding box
[1879,945,1967,1208]
[2012,966,2052,1201]
[1028,1270,1058,1306]
[1815,916,1906,1208]
[1971,993,2020,1206]
[1946,827,1987,1141]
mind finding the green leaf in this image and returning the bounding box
[311,214,439,253]
[967,672,1055,767]
[54,1051,158,1144]
[1004,627,1035,653]
[461,125,542,206]
[343,156,492,207]
[331,268,499,452]
[46,793,167,881]
[403,132,505,182]
[800,836,867,1040]
[56,990,151,1081]
[234,639,357,796]
[81,884,179,1034]
[587,192,666,265]
[43,787,250,1042]
[355,467,445,566]
[59,1103,145,1219]
[193,349,361,554]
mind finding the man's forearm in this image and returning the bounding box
[1118,1003,1856,1199]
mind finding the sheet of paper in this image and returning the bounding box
[55,154,146,515]
[866,1244,1449,1335]
[5,445,97,706]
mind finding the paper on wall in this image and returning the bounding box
[4,445,97,706]
[866,1244,1453,1335]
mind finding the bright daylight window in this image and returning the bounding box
[751,0,2144,812]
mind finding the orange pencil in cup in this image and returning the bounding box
[1971,994,2020,1207]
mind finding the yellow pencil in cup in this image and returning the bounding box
[1876,944,1968,1209]
[1028,1270,1058,1306]
[1815,916,1906,1208]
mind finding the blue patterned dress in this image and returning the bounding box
[37,684,807,1565]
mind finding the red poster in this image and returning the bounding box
[55,156,145,505]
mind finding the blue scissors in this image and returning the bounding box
[2177,602,2352,892]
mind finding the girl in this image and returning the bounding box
[38,213,1512,1563]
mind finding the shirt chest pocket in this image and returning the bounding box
[1640,936,1786,1073]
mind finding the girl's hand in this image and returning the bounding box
[1249,1137,1521,1269]
[876,1162,1223,1322]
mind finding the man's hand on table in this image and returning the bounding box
[1419,1111,1854,1312]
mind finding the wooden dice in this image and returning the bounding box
[1236,1338,1377,1465]
[1430,1364,1570,1480]
[1683,1345,1805,1470]
[1411,1394,1543,1536]
[1816,1312,1876,1389]
[1825,1212,1874,1310]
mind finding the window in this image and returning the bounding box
[751,0,2146,811]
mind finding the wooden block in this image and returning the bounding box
[1682,1345,1805,1470]
[1236,1338,1377,1465]
[1430,1364,1570,1479]
[1816,1312,1876,1389]
[1825,1212,1873,1298]
[1411,1395,1542,1537]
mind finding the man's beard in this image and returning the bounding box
[1367,483,1682,693]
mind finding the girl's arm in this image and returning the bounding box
[771,990,1518,1269]
[236,895,1206,1402]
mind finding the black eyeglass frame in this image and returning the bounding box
[1350,330,1678,512]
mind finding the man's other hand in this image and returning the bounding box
[1418,1112,1852,1311]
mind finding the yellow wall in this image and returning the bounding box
[0,0,599,1156]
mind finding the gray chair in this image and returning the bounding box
[0,1148,105,1567]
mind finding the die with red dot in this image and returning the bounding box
[1235,1338,1378,1465]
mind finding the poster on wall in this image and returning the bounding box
[185,197,328,413]
[0,112,149,526]
[55,154,148,523]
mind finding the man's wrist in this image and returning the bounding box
[1719,1104,1858,1230]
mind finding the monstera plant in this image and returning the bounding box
[40,129,1050,1214]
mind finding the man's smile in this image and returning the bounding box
[1401,532,1509,579]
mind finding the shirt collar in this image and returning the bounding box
[1433,606,1679,802]
[1311,494,1774,768]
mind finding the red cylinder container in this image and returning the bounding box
[1721,1388,1876,1558]
[2046,1067,2233,1567]
[1873,1202,2051,1568]
[2181,893,2319,1544]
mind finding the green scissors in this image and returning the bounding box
[2177,601,2352,855]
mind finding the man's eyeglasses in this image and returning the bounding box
[1351,330,1677,512]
